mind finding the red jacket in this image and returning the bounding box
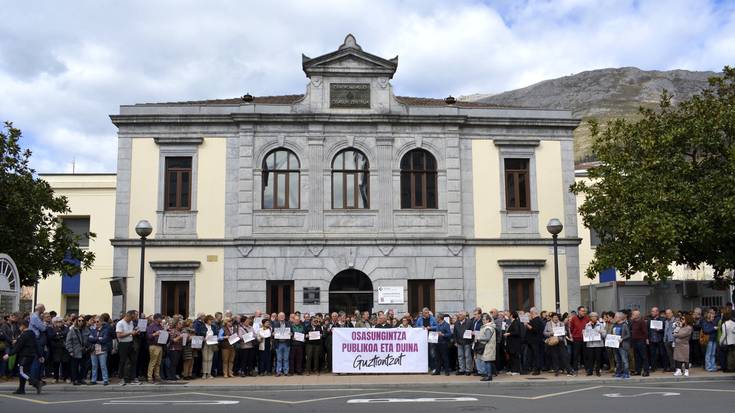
[631,319,648,341]
[568,315,589,342]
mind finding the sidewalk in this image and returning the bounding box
[1,369,733,392]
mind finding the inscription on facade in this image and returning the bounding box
[330,83,370,108]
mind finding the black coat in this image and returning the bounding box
[506,319,523,354]
[47,326,70,363]
[9,330,41,359]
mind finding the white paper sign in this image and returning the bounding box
[157,330,169,345]
[294,332,305,342]
[260,329,272,338]
[650,320,663,330]
[136,319,148,332]
[377,286,404,304]
[605,334,621,348]
[181,333,188,346]
[206,335,218,345]
[253,317,263,330]
[191,336,203,349]
[501,322,507,331]
[242,332,255,343]
[428,331,439,343]
[463,330,473,339]
[583,329,601,342]
[228,334,241,345]
[553,326,566,337]
[519,315,530,323]
[274,329,290,340]
[309,331,321,340]
[332,328,428,373]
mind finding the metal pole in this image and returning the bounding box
[138,236,146,315]
[33,279,38,309]
[553,233,560,314]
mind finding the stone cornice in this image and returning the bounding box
[498,259,547,267]
[154,137,203,145]
[111,237,582,247]
[148,260,201,269]
[110,113,580,130]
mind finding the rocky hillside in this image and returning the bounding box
[463,67,718,160]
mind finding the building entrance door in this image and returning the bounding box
[329,269,373,315]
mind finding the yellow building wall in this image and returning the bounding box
[36,174,116,315]
[535,141,566,236]
[129,139,160,238]
[472,140,501,238]
[196,138,226,238]
[475,246,567,312]
[125,247,224,316]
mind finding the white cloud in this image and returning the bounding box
[0,0,731,172]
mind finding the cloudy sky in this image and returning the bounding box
[1,0,733,173]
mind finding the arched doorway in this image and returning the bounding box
[329,269,373,314]
[0,254,20,314]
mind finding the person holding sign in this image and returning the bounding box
[647,307,667,372]
[144,313,166,384]
[432,314,452,376]
[611,312,631,379]
[257,319,273,376]
[453,312,473,376]
[304,317,325,375]
[201,315,218,379]
[582,312,606,376]
[544,313,573,376]
[166,320,184,381]
[237,317,256,377]
[290,315,306,375]
[503,312,522,375]
[217,317,237,378]
[180,320,195,380]
[272,313,291,377]
[673,314,693,377]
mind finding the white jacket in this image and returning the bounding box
[719,319,735,346]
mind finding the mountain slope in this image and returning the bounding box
[465,67,718,160]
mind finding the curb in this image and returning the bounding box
[1,375,732,393]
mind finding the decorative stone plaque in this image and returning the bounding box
[330,83,370,108]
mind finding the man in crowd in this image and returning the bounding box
[568,306,589,373]
[146,313,165,383]
[630,310,649,376]
[453,311,473,376]
[432,313,452,376]
[472,307,486,376]
[115,310,139,385]
[648,307,667,372]
[663,308,676,370]
[272,312,291,377]
[525,307,545,375]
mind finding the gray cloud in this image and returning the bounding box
[0,0,732,172]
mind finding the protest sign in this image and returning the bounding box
[605,334,621,348]
[332,328,428,373]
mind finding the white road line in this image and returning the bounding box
[348,397,478,403]
[603,392,679,398]
[104,400,239,405]
[604,385,735,393]
[531,385,604,400]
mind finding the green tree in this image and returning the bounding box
[572,66,735,286]
[0,122,95,286]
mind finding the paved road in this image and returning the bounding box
[0,380,732,412]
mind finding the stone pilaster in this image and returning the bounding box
[308,124,325,232]
[376,133,394,233]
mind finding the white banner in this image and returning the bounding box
[332,328,428,374]
[377,286,404,304]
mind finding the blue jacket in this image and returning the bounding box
[435,321,452,343]
[702,320,717,342]
[415,315,437,330]
[193,319,207,337]
[88,322,113,353]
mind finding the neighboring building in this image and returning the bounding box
[35,173,116,315]
[38,35,583,317]
[575,166,733,311]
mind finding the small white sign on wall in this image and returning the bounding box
[378,286,404,304]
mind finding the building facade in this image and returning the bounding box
[38,35,583,317]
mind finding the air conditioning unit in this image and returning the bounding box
[683,281,700,298]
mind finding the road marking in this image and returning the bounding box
[605,385,735,394]
[192,390,407,405]
[531,385,604,400]
[104,400,239,405]
[0,394,50,404]
[604,392,679,398]
[348,397,478,403]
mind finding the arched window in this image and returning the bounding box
[400,149,438,209]
[332,149,369,209]
[262,149,300,209]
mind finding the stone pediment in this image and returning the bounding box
[302,34,398,78]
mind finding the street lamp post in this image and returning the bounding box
[135,220,153,316]
[546,218,564,314]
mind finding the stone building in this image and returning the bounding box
[37,35,583,317]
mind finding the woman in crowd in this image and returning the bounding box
[702,308,718,372]
[477,313,496,382]
[167,320,184,381]
[257,319,272,376]
[181,319,195,380]
[238,317,256,377]
[612,312,631,379]
[65,316,88,385]
[201,315,217,379]
[47,316,69,383]
[503,311,522,376]
[673,314,693,376]
[218,317,237,378]
[544,312,573,376]
[87,314,112,385]
[583,312,606,376]
[719,310,735,372]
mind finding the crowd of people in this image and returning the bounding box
[1,302,735,394]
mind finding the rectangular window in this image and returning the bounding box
[64,295,79,316]
[63,217,90,248]
[165,157,192,211]
[508,278,534,311]
[504,158,530,211]
[408,280,435,316]
[161,281,189,319]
